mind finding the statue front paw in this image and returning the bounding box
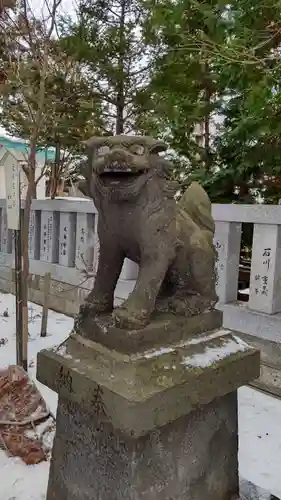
[112,305,150,329]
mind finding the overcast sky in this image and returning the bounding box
[33,0,76,18]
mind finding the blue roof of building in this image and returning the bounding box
[0,136,56,161]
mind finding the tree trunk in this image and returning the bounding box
[22,182,34,287]
[204,89,211,172]
[203,63,212,172]
[239,181,250,201]
[115,0,126,135]
[50,142,60,199]
[21,141,37,368]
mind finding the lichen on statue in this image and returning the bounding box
[77,135,218,330]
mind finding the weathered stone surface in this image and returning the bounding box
[37,328,260,437]
[77,135,218,331]
[248,224,281,314]
[240,478,280,500]
[213,221,241,303]
[74,308,223,353]
[47,391,239,500]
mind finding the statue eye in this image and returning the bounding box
[130,144,145,155]
[97,145,110,156]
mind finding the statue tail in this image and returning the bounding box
[179,181,215,235]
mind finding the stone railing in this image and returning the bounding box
[0,199,281,342]
[1,198,281,394]
[0,198,138,312]
[213,204,281,343]
[213,203,281,397]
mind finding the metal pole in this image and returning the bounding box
[14,224,23,367]
[20,201,28,372]
[15,173,25,369]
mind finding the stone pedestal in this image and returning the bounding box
[37,324,260,500]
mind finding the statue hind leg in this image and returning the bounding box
[170,246,217,315]
[155,245,218,316]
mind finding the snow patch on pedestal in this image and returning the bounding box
[181,336,248,368]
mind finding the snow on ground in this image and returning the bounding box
[0,293,73,417]
[0,292,281,500]
[239,387,281,498]
[0,293,72,500]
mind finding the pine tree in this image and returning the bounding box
[214,0,281,203]
[60,0,152,134]
[141,0,281,203]
[140,0,229,186]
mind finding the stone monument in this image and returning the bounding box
[37,135,260,500]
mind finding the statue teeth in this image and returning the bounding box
[103,167,133,173]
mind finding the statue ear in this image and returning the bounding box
[150,143,167,155]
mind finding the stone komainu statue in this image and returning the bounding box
[78,135,218,330]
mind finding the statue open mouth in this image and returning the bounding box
[98,166,147,187]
